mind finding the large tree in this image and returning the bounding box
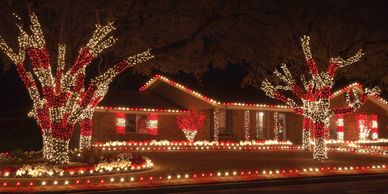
[261,35,380,161]
[0,0,230,155]
[0,13,153,164]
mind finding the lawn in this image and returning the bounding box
[135,150,387,177]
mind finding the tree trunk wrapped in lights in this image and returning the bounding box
[0,13,153,164]
[79,109,94,150]
[176,110,206,142]
[261,35,380,161]
[302,117,311,151]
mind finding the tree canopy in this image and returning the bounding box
[0,0,387,96]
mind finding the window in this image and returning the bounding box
[277,113,286,140]
[124,114,148,134]
[125,114,136,133]
[219,110,233,134]
[255,112,264,139]
[358,114,378,140]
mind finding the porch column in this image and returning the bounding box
[273,112,279,141]
[244,110,250,141]
[213,109,220,142]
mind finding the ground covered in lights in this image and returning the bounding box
[1,148,387,193]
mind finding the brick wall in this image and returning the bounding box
[226,110,303,144]
[92,110,212,143]
[284,112,303,144]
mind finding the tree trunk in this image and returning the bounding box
[302,117,311,151]
[42,131,53,161]
[50,137,70,164]
[313,121,328,161]
[79,117,93,150]
[48,124,75,164]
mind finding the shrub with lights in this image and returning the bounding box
[176,111,206,142]
[261,35,380,161]
[0,13,153,164]
[0,151,153,178]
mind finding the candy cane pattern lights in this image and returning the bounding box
[146,114,158,135]
[0,13,154,164]
[115,113,126,134]
[358,114,370,141]
[370,115,378,140]
[261,35,380,161]
[336,114,344,141]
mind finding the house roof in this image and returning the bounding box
[96,90,188,114]
[96,74,387,113]
[330,82,388,111]
[140,75,387,112]
[140,75,292,112]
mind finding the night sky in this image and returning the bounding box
[0,0,387,151]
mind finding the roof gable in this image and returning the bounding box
[330,82,388,111]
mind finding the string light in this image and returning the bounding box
[213,109,220,141]
[261,35,380,161]
[273,112,280,141]
[1,162,387,191]
[244,110,250,141]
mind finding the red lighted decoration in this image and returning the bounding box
[370,114,378,140]
[176,111,206,131]
[147,114,158,135]
[176,111,206,141]
[336,114,344,141]
[115,113,126,134]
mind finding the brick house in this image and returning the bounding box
[90,75,388,144]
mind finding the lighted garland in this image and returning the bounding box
[0,13,154,164]
[213,109,220,141]
[273,112,280,141]
[244,110,250,141]
[261,35,380,161]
